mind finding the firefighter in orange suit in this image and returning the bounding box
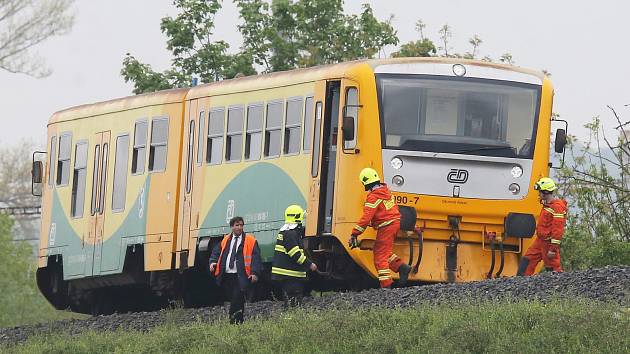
[517,177,567,276]
[349,167,411,288]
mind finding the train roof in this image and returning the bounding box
[186,57,546,99]
[49,88,189,124]
[49,57,546,124]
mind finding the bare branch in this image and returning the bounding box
[0,0,74,77]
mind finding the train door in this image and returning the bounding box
[178,99,199,264]
[306,80,340,235]
[329,79,360,225]
[86,131,110,276]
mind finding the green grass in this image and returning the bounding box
[0,296,83,328]
[4,299,629,353]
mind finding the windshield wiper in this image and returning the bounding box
[452,146,516,154]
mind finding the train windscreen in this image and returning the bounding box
[377,75,541,158]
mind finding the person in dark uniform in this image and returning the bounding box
[271,205,317,307]
[209,216,263,324]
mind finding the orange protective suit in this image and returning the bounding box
[519,199,567,275]
[352,184,403,287]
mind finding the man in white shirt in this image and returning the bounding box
[209,216,263,324]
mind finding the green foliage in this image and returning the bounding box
[562,224,630,270]
[555,111,630,269]
[7,299,629,353]
[392,19,512,63]
[122,3,529,94]
[120,55,179,94]
[0,215,79,327]
[123,0,399,93]
[391,38,436,58]
[122,0,256,94]
[237,0,399,70]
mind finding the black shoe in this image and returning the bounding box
[229,311,244,324]
[398,264,411,286]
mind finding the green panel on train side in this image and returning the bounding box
[47,179,150,279]
[99,178,150,274]
[47,191,85,279]
[200,162,307,262]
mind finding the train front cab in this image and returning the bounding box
[304,58,555,285]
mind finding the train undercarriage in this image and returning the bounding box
[36,236,384,315]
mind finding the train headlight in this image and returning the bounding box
[509,183,521,195]
[511,165,523,178]
[392,175,405,186]
[453,64,466,77]
[390,157,403,170]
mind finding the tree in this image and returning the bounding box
[0,213,77,327]
[236,0,398,72]
[555,109,630,269]
[123,0,398,94]
[0,0,74,77]
[393,20,511,62]
[391,38,436,58]
[391,18,436,58]
[235,0,300,72]
[415,19,426,41]
[499,53,515,65]
[438,24,452,57]
[0,140,41,243]
[121,0,256,95]
[466,35,482,59]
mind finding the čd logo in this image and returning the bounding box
[447,169,469,184]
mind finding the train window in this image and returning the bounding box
[149,117,169,172]
[132,120,147,174]
[71,141,88,218]
[226,106,243,162]
[303,97,314,152]
[343,87,358,150]
[112,134,130,212]
[206,108,224,165]
[99,143,109,214]
[48,135,57,187]
[186,120,195,193]
[91,145,100,215]
[245,104,263,161]
[284,97,303,155]
[311,102,323,177]
[56,133,72,186]
[196,112,205,165]
[264,100,283,158]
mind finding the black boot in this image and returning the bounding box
[398,264,411,285]
[516,257,530,276]
[229,310,244,324]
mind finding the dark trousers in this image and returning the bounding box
[281,280,304,308]
[222,273,245,324]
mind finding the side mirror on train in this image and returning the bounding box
[31,152,46,197]
[32,161,43,184]
[342,116,355,141]
[554,128,567,153]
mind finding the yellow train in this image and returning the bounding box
[31,57,561,314]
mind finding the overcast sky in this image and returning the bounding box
[2,0,628,148]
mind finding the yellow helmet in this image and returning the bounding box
[285,204,304,224]
[359,167,380,186]
[534,177,558,192]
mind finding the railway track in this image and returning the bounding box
[1,266,628,345]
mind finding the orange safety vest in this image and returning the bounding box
[214,233,256,277]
